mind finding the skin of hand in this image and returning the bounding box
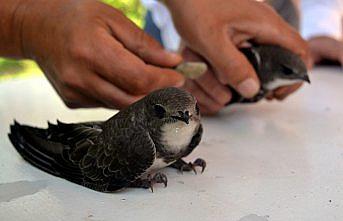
[0,0,185,109]
[307,36,343,65]
[165,0,311,110]
[181,47,232,115]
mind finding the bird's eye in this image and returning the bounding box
[281,64,294,75]
[154,104,166,119]
[195,103,200,115]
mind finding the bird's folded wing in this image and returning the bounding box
[80,123,156,187]
[8,120,103,184]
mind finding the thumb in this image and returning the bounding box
[108,13,182,67]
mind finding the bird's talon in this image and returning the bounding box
[148,172,168,191]
[189,162,197,175]
[193,158,207,174]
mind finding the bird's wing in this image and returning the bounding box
[9,118,156,191]
[8,120,103,185]
[47,120,102,145]
[80,122,156,190]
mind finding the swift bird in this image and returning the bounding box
[229,45,310,104]
[9,87,206,192]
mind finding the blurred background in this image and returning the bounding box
[0,0,145,82]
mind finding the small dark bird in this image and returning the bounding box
[228,45,310,104]
[8,87,205,192]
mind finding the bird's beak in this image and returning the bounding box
[173,111,190,124]
[180,111,190,124]
[183,116,190,125]
[302,74,311,84]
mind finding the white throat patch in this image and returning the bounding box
[160,120,198,153]
[265,78,302,90]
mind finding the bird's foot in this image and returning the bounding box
[129,172,168,192]
[181,158,207,174]
[169,158,206,174]
[149,173,168,192]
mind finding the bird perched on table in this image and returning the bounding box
[228,44,310,104]
[8,87,205,192]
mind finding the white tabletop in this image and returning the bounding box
[0,67,342,221]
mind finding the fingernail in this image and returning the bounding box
[237,78,260,98]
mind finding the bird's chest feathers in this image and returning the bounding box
[145,158,171,174]
[160,121,197,153]
[264,78,302,90]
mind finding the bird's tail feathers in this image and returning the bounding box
[8,121,83,184]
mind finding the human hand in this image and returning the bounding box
[182,45,304,110]
[18,0,184,109]
[308,36,343,66]
[165,0,310,102]
[181,47,231,115]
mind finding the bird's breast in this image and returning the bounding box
[145,157,172,174]
[160,120,199,154]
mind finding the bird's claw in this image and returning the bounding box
[148,172,168,192]
[194,158,207,173]
[181,158,206,174]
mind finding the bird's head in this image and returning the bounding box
[144,87,201,151]
[145,87,200,126]
[242,45,310,91]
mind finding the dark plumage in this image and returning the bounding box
[8,87,205,192]
[229,45,310,104]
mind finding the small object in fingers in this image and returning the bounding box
[175,62,208,79]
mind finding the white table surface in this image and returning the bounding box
[0,67,342,221]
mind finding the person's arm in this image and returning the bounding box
[301,0,343,65]
[0,0,185,109]
[301,0,342,41]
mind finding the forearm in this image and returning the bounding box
[301,0,343,40]
[0,0,29,58]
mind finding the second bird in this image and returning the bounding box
[229,45,310,104]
